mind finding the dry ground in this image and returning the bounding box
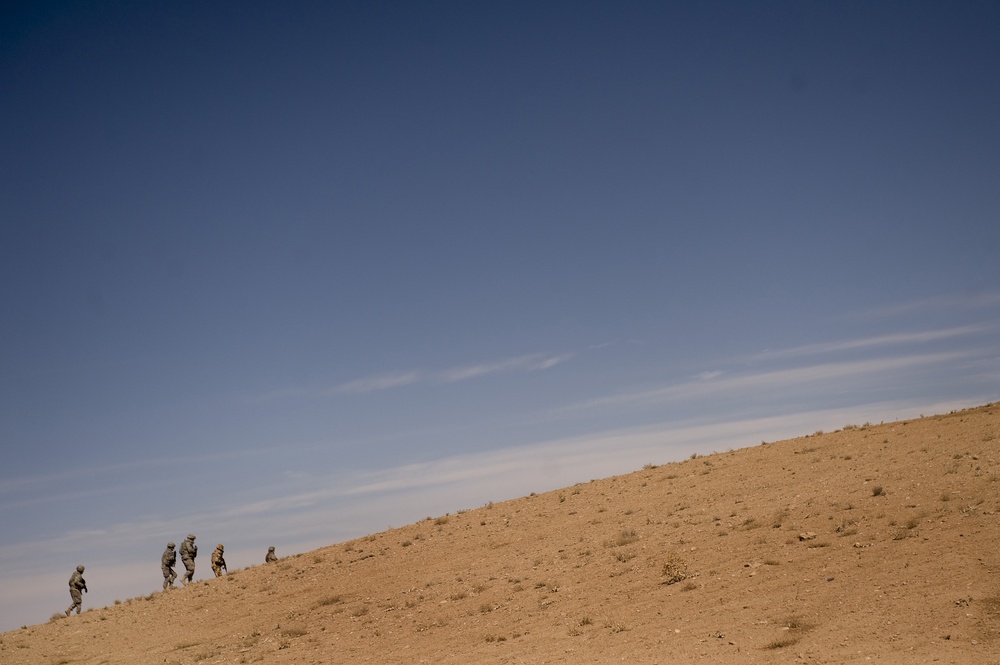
[3,404,999,664]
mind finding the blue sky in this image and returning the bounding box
[1,1,998,630]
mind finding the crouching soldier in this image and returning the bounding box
[265,546,277,563]
[162,542,177,589]
[66,565,87,616]
[211,543,227,577]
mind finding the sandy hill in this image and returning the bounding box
[3,404,999,664]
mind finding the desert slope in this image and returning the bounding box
[3,404,999,664]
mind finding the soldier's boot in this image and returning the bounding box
[65,609,71,617]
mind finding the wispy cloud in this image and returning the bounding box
[332,371,422,394]
[557,351,974,414]
[847,291,1000,319]
[750,325,990,362]
[333,352,571,394]
[439,353,572,383]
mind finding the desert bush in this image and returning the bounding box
[835,519,858,536]
[662,555,689,585]
[871,485,885,497]
[619,528,638,543]
[314,595,343,607]
[606,616,629,633]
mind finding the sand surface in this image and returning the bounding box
[3,404,998,663]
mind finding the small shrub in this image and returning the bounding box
[662,555,689,584]
[314,595,343,607]
[606,617,629,633]
[872,485,885,497]
[614,529,639,546]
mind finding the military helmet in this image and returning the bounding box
[167,542,175,548]
[76,565,85,572]
[268,546,275,551]
[187,533,196,540]
[217,544,224,550]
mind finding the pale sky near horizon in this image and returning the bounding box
[2,1,999,631]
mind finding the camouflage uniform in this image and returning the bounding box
[265,546,277,563]
[179,534,197,583]
[211,544,226,577]
[161,542,177,589]
[66,565,87,616]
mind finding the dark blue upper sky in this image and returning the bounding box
[1,0,998,631]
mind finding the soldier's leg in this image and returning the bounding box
[68,588,82,615]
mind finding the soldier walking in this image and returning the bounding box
[179,533,197,584]
[65,565,87,616]
[211,543,227,577]
[161,542,177,589]
[265,546,277,563]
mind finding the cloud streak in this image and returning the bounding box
[846,291,1000,320]
[750,324,991,362]
[332,371,421,394]
[557,351,975,414]
[333,352,572,394]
